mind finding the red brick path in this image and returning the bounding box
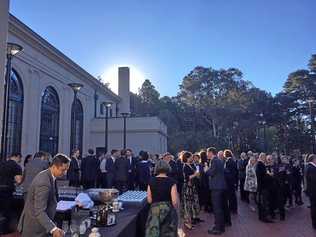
[184,198,315,237]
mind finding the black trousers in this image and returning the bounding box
[83,180,96,189]
[239,178,249,202]
[211,190,226,232]
[227,186,238,213]
[257,189,270,221]
[0,193,14,234]
[310,196,316,229]
[115,181,128,194]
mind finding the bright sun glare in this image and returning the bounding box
[102,65,146,95]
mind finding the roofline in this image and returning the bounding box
[8,14,121,102]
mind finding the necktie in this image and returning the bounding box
[54,180,59,201]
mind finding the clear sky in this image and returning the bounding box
[10,0,316,96]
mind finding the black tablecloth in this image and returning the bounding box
[57,203,149,237]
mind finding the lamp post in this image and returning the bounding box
[259,113,267,152]
[121,112,130,149]
[68,83,83,152]
[1,42,23,160]
[307,97,316,153]
[102,101,112,154]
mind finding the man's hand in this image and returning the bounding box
[52,228,65,237]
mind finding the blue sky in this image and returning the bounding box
[10,0,316,96]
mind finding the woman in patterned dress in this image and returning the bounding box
[181,151,200,230]
[244,156,258,211]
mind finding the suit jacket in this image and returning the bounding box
[225,157,238,188]
[306,163,316,198]
[114,157,130,182]
[23,159,49,194]
[81,155,100,182]
[168,160,178,180]
[256,160,268,192]
[127,156,138,181]
[67,157,80,186]
[18,169,57,237]
[206,156,226,190]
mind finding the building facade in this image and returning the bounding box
[0,13,167,158]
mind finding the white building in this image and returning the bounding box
[0,6,167,158]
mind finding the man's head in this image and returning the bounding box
[266,155,274,166]
[126,148,133,157]
[50,153,70,178]
[34,151,50,161]
[71,148,80,159]
[217,151,224,160]
[111,149,120,158]
[88,149,94,155]
[193,154,200,163]
[207,147,217,160]
[181,151,192,163]
[240,152,247,160]
[308,154,316,165]
[10,152,22,163]
[162,152,172,163]
[223,149,233,159]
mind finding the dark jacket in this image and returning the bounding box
[67,157,80,187]
[237,158,248,180]
[225,157,238,188]
[256,160,268,192]
[306,163,316,198]
[136,160,152,185]
[81,155,100,182]
[114,157,130,182]
[168,160,178,180]
[206,156,227,190]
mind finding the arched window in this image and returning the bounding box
[39,86,60,156]
[6,69,23,156]
[70,98,83,153]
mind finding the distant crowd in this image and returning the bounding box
[1,148,316,236]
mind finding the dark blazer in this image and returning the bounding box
[114,157,130,182]
[225,157,238,188]
[206,156,227,190]
[18,169,57,237]
[127,156,138,183]
[81,155,100,182]
[105,157,116,188]
[136,160,152,185]
[256,160,268,192]
[306,163,316,198]
[67,157,80,186]
[168,160,178,180]
[23,159,49,194]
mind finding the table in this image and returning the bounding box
[57,203,149,237]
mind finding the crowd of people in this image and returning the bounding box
[1,146,316,236]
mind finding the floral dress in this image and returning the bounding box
[181,163,200,223]
[244,164,257,193]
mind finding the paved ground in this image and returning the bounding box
[183,197,315,237]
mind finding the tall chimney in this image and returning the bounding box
[118,67,130,114]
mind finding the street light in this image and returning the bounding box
[307,97,316,153]
[68,83,83,152]
[1,42,23,160]
[102,101,112,154]
[121,112,130,149]
[259,113,267,152]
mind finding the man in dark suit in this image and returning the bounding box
[126,148,138,190]
[81,149,100,189]
[0,153,23,234]
[256,153,273,223]
[306,154,316,229]
[67,148,80,187]
[18,154,70,237]
[22,151,50,200]
[106,149,119,188]
[223,150,238,214]
[206,147,229,235]
[114,149,130,193]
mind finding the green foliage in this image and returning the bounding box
[130,54,316,154]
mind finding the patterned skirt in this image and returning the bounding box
[181,182,200,222]
[145,201,178,237]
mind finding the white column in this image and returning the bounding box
[0,0,9,155]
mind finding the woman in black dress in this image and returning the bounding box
[145,160,178,237]
[181,151,200,230]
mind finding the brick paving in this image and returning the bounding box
[184,197,316,237]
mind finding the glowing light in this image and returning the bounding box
[102,65,146,94]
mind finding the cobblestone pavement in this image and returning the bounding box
[183,197,315,237]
